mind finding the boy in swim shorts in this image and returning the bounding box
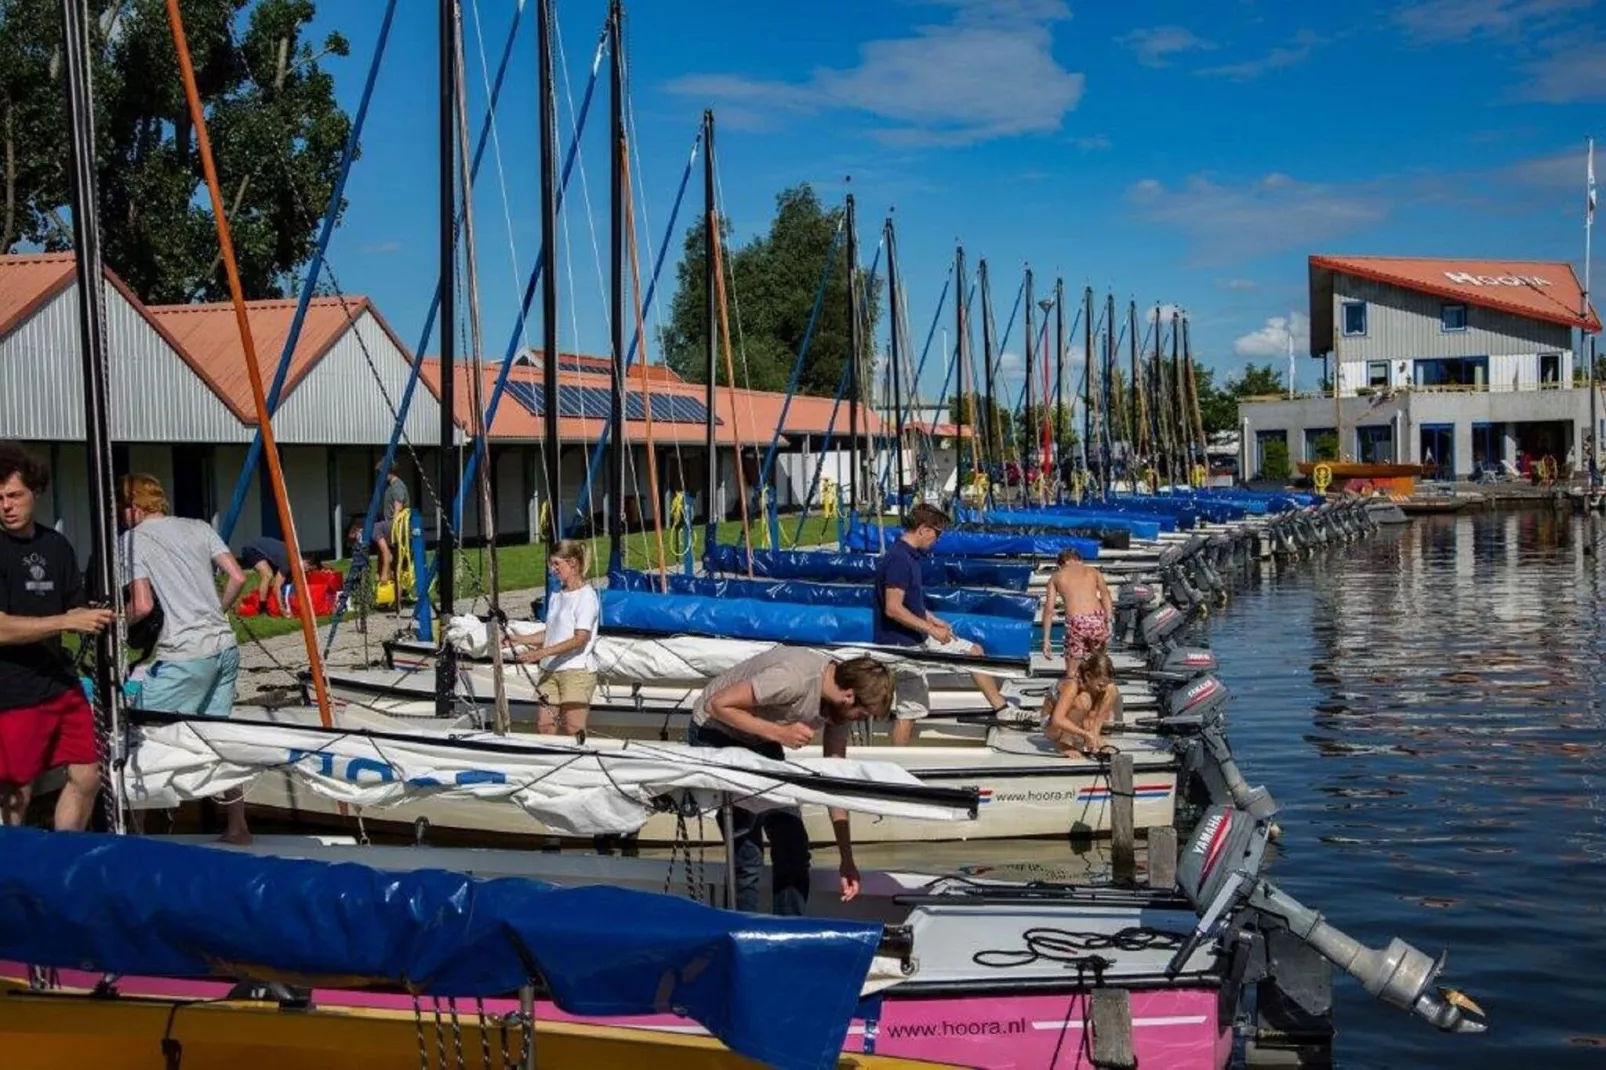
[1041,548,1113,672]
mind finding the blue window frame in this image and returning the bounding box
[1441,303,1467,332]
[1341,301,1367,336]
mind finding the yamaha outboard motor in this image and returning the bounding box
[1110,582,1161,646]
[1147,644,1218,680]
[1172,803,1488,1038]
[1138,601,1191,652]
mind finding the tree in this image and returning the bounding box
[1,0,351,303]
[1259,437,1291,481]
[1226,362,1285,398]
[662,184,883,398]
[1190,365,1237,435]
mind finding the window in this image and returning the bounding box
[1304,428,1337,462]
[1540,353,1560,385]
[1341,301,1367,336]
[1367,361,1389,388]
[1441,304,1467,332]
[1355,425,1395,464]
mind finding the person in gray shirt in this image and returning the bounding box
[375,465,410,588]
[687,647,894,916]
[119,474,250,843]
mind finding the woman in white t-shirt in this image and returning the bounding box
[512,540,600,739]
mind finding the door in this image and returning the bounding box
[1418,424,1453,479]
[171,445,215,520]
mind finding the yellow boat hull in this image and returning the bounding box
[0,978,955,1069]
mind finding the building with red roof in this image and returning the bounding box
[1240,255,1602,481]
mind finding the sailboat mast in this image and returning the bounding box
[955,246,969,492]
[435,0,458,714]
[59,0,125,831]
[1024,266,1035,492]
[978,259,996,481]
[1082,286,1093,480]
[885,216,905,505]
[1105,291,1116,481]
[1054,277,1065,487]
[846,194,862,516]
[1130,300,1146,464]
[702,110,717,551]
[1170,310,1183,483]
[606,0,624,573]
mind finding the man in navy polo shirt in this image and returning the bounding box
[874,503,1009,744]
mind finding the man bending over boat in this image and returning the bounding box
[1042,548,1112,673]
[687,648,894,916]
[0,444,114,831]
[1041,652,1118,756]
[874,503,1010,745]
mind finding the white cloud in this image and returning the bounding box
[1145,302,1185,325]
[1224,278,1257,291]
[1075,134,1112,151]
[1392,0,1592,43]
[1127,172,1387,265]
[1118,26,1214,67]
[1512,40,1606,102]
[666,1,1083,145]
[1197,29,1322,80]
[1234,312,1310,358]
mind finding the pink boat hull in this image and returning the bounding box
[6,963,1230,1069]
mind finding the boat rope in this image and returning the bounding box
[972,925,1184,970]
[475,996,494,1069]
[709,202,755,578]
[621,130,671,589]
[669,491,691,559]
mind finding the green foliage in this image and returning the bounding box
[1260,437,1291,481]
[0,0,351,302]
[662,185,883,397]
[1227,362,1285,398]
[1309,432,1337,462]
[1014,401,1075,459]
[1190,365,1238,435]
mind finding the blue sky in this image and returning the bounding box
[305,0,1604,401]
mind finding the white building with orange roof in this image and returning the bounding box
[1240,255,1603,480]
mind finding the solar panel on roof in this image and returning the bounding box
[498,380,717,425]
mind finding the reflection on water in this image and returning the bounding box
[1207,511,1606,1069]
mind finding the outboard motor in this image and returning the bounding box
[1154,673,1231,731]
[1147,644,1219,680]
[1110,582,1161,647]
[1179,723,1278,819]
[1138,601,1191,652]
[1163,558,1207,608]
[1171,804,1488,1038]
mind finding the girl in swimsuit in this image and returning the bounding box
[1042,652,1118,756]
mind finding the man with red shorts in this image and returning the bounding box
[0,443,114,829]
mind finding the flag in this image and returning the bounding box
[1589,139,1597,224]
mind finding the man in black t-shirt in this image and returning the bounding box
[0,443,115,829]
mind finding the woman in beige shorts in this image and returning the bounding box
[511,540,601,740]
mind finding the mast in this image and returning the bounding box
[1130,300,1147,465]
[1584,136,1596,489]
[434,0,458,714]
[702,110,717,549]
[1170,309,1183,483]
[1023,266,1035,494]
[606,0,624,573]
[1082,286,1094,481]
[1153,303,1168,484]
[955,245,969,495]
[1105,291,1116,483]
[885,215,906,505]
[538,0,560,571]
[60,0,125,831]
[1183,314,1205,478]
[846,193,862,517]
[978,259,996,481]
[1054,277,1066,490]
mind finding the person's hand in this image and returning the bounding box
[839,859,861,902]
[516,647,546,665]
[1042,642,1053,657]
[772,721,816,749]
[929,620,954,645]
[62,607,115,634]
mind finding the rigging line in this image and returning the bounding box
[219,0,400,543]
[570,124,699,530]
[555,17,608,545]
[792,358,854,547]
[453,0,510,735]
[164,0,333,728]
[622,136,670,589]
[923,282,977,439]
[755,218,846,498]
[323,1,553,649]
[709,210,755,577]
[408,20,607,597]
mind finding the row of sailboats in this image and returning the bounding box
[2,2,1488,1069]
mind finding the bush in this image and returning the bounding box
[1261,439,1291,481]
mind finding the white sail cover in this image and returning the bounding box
[122,716,975,837]
[438,614,1024,684]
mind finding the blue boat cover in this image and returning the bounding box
[841,523,1101,561]
[703,545,1033,591]
[961,508,1165,540]
[610,569,1038,621]
[603,589,1032,660]
[0,827,877,1070]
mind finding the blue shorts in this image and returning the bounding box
[135,647,240,718]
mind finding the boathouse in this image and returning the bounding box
[1239,255,1602,479]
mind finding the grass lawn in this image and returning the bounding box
[230,512,863,645]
